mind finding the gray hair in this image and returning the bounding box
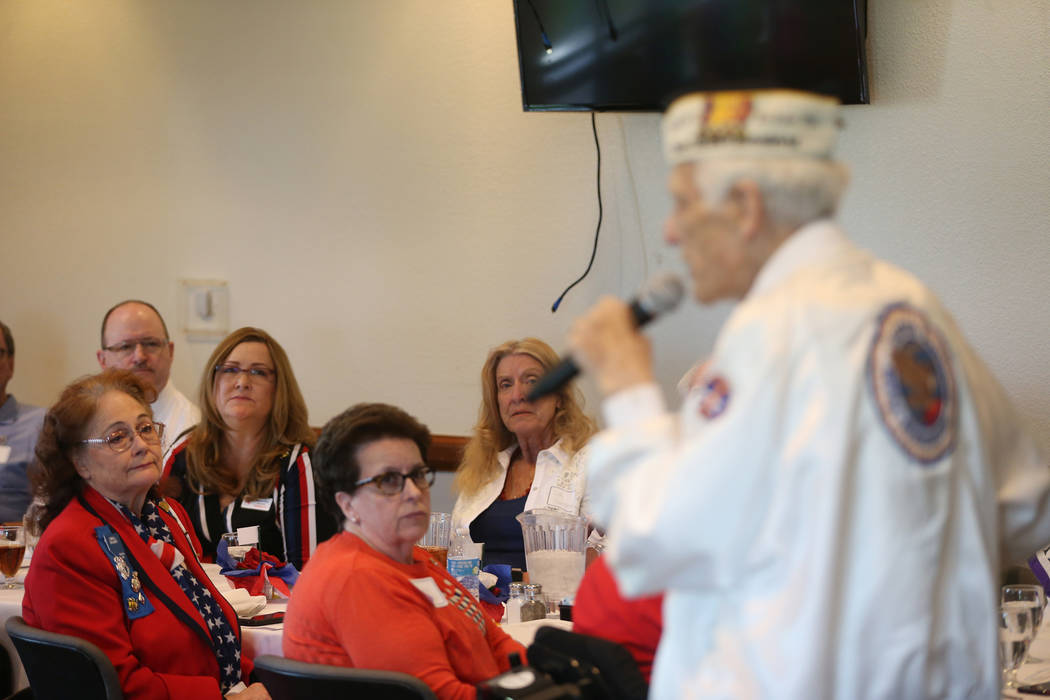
[694,158,850,231]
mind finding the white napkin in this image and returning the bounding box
[200,563,232,593]
[221,586,267,618]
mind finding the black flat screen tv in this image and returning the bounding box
[513,0,869,111]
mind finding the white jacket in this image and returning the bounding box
[452,439,598,543]
[589,221,1050,700]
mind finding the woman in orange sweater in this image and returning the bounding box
[283,403,525,700]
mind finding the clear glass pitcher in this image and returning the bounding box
[515,509,587,608]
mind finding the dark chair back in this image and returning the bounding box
[529,627,648,700]
[253,655,438,700]
[4,617,123,700]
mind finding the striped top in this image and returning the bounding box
[162,435,336,570]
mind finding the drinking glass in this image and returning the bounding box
[419,512,452,569]
[1001,601,1036,688]
[0,525,26,589]
[220,532,251,562]
[1004,584,1046,662]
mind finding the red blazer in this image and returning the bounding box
[23,486,249,699]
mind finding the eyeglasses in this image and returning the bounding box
[79,421,165,453]
[354,466,435,495]
[101,338,168,358]
[213,364,276,383]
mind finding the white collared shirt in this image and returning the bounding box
[151,381,200,461]
[452,439,597,543]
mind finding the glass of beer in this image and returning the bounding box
[0,525,26,589]
[420,512,452,569]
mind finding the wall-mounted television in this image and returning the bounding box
[513,0,869,111]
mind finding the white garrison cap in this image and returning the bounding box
[662,89,841,165]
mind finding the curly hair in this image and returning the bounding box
[181,327,314,501]
[454,337,596,497]
[312,403,431,527]
[28,370,157,535]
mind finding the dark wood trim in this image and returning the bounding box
[427,434,468,473]
[311,430,467,473]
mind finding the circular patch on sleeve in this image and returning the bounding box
[867,303,957,464]
[698,375,731,420]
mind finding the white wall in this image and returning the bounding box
[2,1,1048,511]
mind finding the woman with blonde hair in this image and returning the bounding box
[162,327,335,569]
[452,337,598,569]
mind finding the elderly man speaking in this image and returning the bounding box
[568,90,1050,699]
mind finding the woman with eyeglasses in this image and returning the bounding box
[161,327,335,570]
[283,403,526,699]
[23,370,270,699]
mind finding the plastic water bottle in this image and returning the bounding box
[447,528,482,600]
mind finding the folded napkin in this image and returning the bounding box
[221,586,268,618]
[217,539,299,599]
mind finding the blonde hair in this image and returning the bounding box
[454,338,596,497]
[184,327,313,500]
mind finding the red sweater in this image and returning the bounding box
[283,531,525,700]
[573,555,663,682]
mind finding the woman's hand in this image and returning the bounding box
[226,682,271,699]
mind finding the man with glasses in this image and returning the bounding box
[96,300,199,457]
[0,320,46,522]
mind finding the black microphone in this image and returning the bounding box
[526,273,685,402]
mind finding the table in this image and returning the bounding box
[0,560,570,695]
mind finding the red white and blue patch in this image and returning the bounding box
[698,375,731,420]
[867,303,957,464]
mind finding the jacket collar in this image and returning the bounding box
[79,487,239,644]
[496,437,568,469]
[746,219,854,301]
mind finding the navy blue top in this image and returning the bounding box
[470,495,528,570]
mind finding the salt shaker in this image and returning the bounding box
[505,582,525,624]
[520,583,547,622]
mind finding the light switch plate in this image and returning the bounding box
[179,279,229,341]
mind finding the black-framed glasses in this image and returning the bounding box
[79,421,165,454]
[354,466,435,495]
[100,338,168,358]
[213,364,276,383]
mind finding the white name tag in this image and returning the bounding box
[236,525,260,546]
[546,486,576,513]
[410,577,448,608]
[241,498,273,512]
[0,445,10,465]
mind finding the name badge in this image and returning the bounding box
[546,486,576,513]
[410,577,449,608]
[0,445,10,464]
[241,498,273,512]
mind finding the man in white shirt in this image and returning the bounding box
[568,90,1050,699]
[96,300,200,457]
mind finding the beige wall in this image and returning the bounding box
[3,1,1049,509]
